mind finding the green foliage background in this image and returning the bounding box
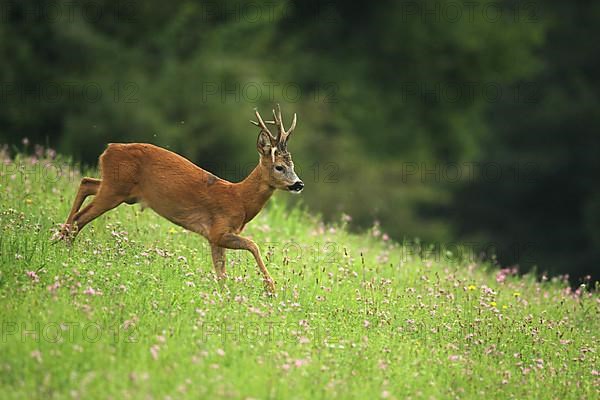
[1,0,598,280]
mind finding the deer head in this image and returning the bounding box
[251,104,304,193]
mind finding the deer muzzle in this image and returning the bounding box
[288,181,304,193]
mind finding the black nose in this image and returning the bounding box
[288,181,304,192]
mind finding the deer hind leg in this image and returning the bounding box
[215,232,275,294]
[65,178,101,225]
[69,185,127,238]
[58,178,101,241]
[210,244,227,280]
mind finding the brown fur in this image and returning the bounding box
[60,137,302,294]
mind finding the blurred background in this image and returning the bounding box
[1,0,598,282]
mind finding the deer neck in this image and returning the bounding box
[236,163,275,224]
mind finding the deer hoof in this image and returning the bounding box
[51,224,76,244]
[264,279,276,296]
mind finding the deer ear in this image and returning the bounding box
[256,130,273,156]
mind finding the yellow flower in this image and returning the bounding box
[513,292,521,297]
[168,228,177,234]
[467,285,477,291]
[490,301,497,308]
[502,305,508,310]
[25,198,33,204]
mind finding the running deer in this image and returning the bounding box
[57,105,303,293]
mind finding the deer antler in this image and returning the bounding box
[250,109,277,143]
[272,104,297,145]
[251,104,297,147]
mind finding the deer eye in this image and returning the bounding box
[275,165,285,173]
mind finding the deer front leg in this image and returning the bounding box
[210,244,227,280]
[216,233,275,294]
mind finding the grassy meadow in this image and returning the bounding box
[0,149,598,399]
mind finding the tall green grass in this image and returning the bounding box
[0,150,598,399]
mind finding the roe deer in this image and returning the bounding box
[58,105,303,294]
